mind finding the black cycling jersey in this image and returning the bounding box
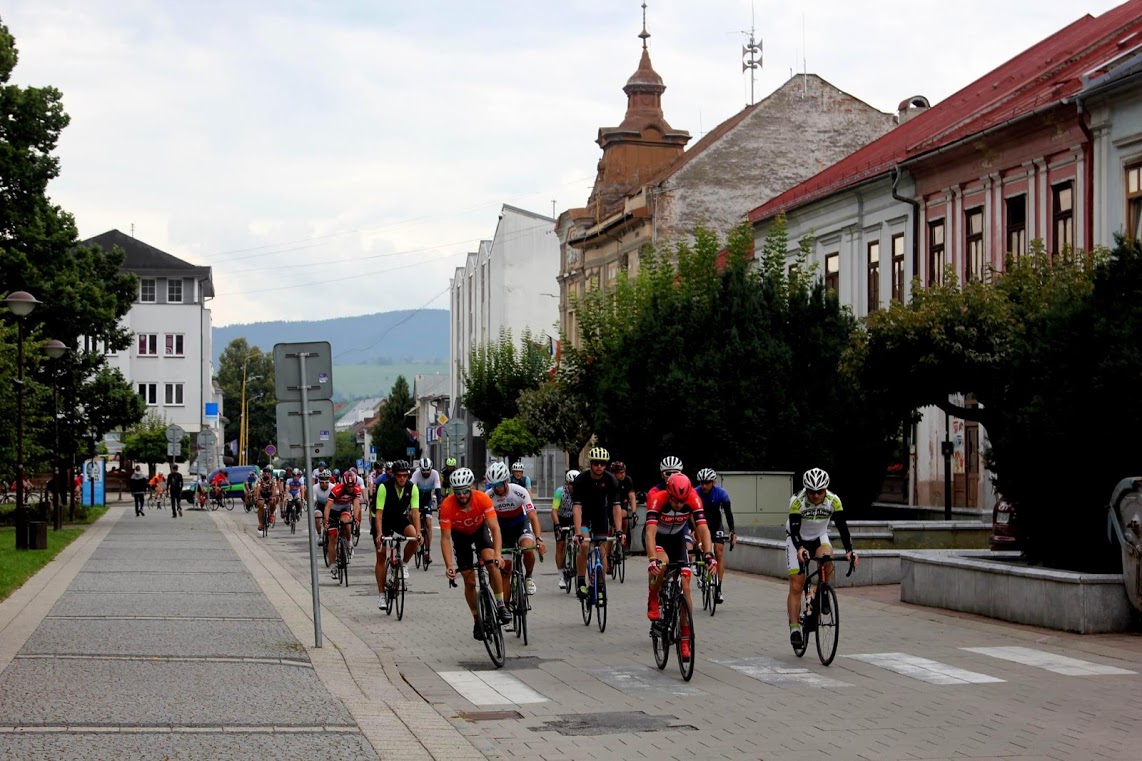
[616,474,634,507]
[571,470,620,515]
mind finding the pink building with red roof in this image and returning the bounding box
[749,0,1142,509]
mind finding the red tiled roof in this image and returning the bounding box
[749,0,1142,222]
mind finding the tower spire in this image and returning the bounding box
[639,1,650,50]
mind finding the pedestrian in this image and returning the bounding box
[129,465,147,516]
[168,465,184,518]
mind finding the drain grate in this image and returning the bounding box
[457,656,555,672]
[457,710,524,722]
[532,711,697,737]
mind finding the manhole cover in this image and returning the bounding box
[457,656,555,672]
[458,710,524,722]
[532,711,697,736]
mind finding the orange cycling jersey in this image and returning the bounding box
[438,491,495,534]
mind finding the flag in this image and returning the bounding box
[228,439,238,456]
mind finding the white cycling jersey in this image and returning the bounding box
[487,483,534,526]
[312,483,334,508]
[785,489,844,542]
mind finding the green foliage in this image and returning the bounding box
[517,373,592,459]
[462,328,552,433]
[564,220,899,502]
[215,338,276,466]
[332,430,360,472]
[121,412,173,470]
[487,417,542,463]
[370,375,419,462]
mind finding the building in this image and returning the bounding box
[448,205,560,478]
[556,15,896,346]
[82,230,221,469]
[413,373,450,466]
[749,0,1142,509]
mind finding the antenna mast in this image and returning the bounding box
[741,3,762,106]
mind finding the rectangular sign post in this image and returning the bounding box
[274,342,333,648]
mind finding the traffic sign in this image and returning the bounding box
[196,429,217,447]
[165,424,185,444]
[275,399,335,458]
[265,444,277,457]
[166,442,182,457]
[273,342,333,402]
[443,419,468,439]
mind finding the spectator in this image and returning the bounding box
[168,465,184,518]
[129,465,147,516]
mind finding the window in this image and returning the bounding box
[165,334,184,357]
[137,333,158,356]
[139,278,156,303]
[164,383,184,406]
[825,253,839,294]
[1006,195,1027,262]
[1128,164,1142,245]
[137,383,157,405]
[1052,182,1074,255]
[965,207,984,282]
[866,241,880,312]
[892,233,906,303]
[928,220,946,286]
[167,278,183,303]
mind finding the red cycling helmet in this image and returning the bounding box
[666,472,693,502]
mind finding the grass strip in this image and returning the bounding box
[0,507,107,601]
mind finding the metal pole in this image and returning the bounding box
[14,319,27,549]
[944,411,952,521]
[298,352,323,647]
[53,379,61,531]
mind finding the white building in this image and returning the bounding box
[84,230,221,470]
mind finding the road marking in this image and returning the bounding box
[711,656,851,688]
[962,646,1137,676]
[583,664,706,696]
[438,670,547,705]
[845,653,1004,685]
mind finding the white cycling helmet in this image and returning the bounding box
[319,470,332,480]
[511,461,524,472]
[696,467,717,483]
[418,457,432,471]
[803,467,830,491]
[660,455,683,474]
[486,461,511,485]
[450,467,475,489]
[565,469,580,484]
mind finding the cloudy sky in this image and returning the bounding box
[4,0,1123,327]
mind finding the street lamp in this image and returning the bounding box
[3,291,42,549]
[43,339,68,530]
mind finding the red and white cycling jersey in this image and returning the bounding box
[487,483,534,526]
[645,489,706,537]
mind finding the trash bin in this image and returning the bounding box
[27,521,48,550]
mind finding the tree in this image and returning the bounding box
[517,373,592,464]
[214,338,276,466]
[462,328,552,433]
[121,412,173,473]
[332,430,360,472]
[370,375,419,462]
[0,18,143,480]
[487,417,542,465]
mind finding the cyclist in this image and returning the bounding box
[610,461,637,549]
[551,469,578,589]
[786,467,858,650]
[255,465,278,532]
[485,461,544,599]
[148,472,166,504]
[283,468,305,523]
[244,469,258,511]
[439,467,512,637]
[373,460,420,604]
[324,470,361,576]
[210,468,230,507]
[311,460,327,484]
[193,475,208,509]
[646,473,715,660]
[571,447,622,601]
[312,469,334,538]
[411,457,442,567]
[648,456,683,503]
[509,461,531,490]
[440,457,458,497]
[696,468,735,604]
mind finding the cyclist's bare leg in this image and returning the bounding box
[714,541,726,583]
[576,537,589,577]
[787,570,807,626]
[460,568,479,616]
[601,539,611,574]
[257,497,266,528]
[423,516,433,553]
[521,535,536,577]
[485,552,505,598]
[402,524,418,564]
[818,544,834,584]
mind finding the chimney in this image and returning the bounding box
[896,95,931,125]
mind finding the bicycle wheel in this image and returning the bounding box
[224,494,234,511]
[323,531,332,567]
[395,563,406,621]
[580,569,593,626]
[289,508,296,533]
[479,583,505,668]
[261,513,269,538]
[616,545,625,584]
[513,571,528,644]
[595,573,607,633]
[652,593,670,670]
[352,523,361,548]
[338,536,350,587]
[700,567,711,611]
[414,546,422,569]
[709,574,719,617]
[793,591,811,659]
[815,583,839,666]
[675,594,695,681]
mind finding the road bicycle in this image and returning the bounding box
[210,488,231,512]
[697,532,733,616]
[577,536,608,633]
[413,520,432,570]
[650,558,697,682]
[450,557,505,668]
[283,496,302,534]
[382,534,408,620]
[557,527,575,594]
[793,554,856,666]
[608,531,626,584]
[328,518,352,587]
[504,545,540,645]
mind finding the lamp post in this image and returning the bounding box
[3,291,42,549]
[43,340,68,530]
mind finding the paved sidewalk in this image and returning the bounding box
[0,504,477,760]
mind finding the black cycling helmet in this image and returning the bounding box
[392,460,411,474]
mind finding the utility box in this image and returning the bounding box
[719,471,795,528]
[27,520,48,550]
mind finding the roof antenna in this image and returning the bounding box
[640,1,650,49]
[130,223,135,238]
[741,2,762,107]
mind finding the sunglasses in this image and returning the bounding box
[454,488,472,496]
[807,488,825,496]
[699,480,715,486]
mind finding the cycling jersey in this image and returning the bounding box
[486,483,534,527]
[786,489,852,551]
[373,481,417,517]
[312,483,333,508]
[411,468,442,508]
[330,482,361,505]
[646,489,706,537]
[509,474,531,490]
[440,466,456,496]
[572,470,620,535]
[439,491,495,535]
[257,475,275,497]
[698,484,734,534]
[552,486,574,519]
[286,478,303,498]
[615,474,635,508]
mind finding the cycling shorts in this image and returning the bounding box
[785,536,830,576]
[452,525,493,571]
[712,530,730,545]
[656,531,689,565]
[582,506,614,537]
[500,519,534,550]
[557,516,574,530]
[380,510,412,537]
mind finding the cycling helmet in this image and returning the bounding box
[292,468,301,476]
[803,467,830,491]
[696,467,717,483]
[450,467,475,489]
[319,470,332,480]
[659,455,683,474]
[486,461,510,485]
[384,461,393,469]
[666,472,693,502]
[610,461,626,472]
[565,469,580,484]
[341,471,356,486]
[418,457,432,471]
[445,457,457,467]
[348,467,357,477]
[511,461,524,472]
[318,461,327,468]
[391,460,410,474]
[332,469,341,477]
[587,446,610,463]
[262,465,272,473]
